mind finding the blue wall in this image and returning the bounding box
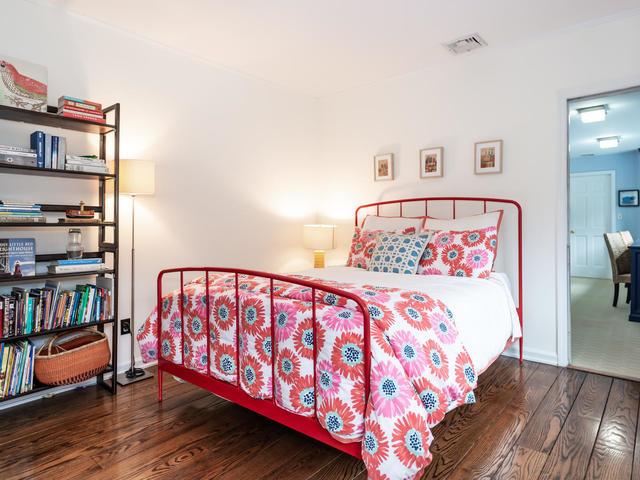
[570,150,640,239]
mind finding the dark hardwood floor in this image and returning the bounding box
[1,357,639,479]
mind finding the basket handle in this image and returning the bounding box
[39,329,105,356]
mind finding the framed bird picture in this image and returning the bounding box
[0,55,48,112]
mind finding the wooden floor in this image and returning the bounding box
[1,357,639,479]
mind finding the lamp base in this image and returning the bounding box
[313,250,325,268]
[116,366,154,386]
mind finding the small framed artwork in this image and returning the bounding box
[374,153,394,181]
[474,139,503,174]
[0,55,48,112]
[419,147,443,178]
[619,189,639,207]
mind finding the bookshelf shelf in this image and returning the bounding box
[0,104,116,134]
[0,269,115,284]
[0,102,120,400]
[0,221,116,228]
[0,366,114,403]
[0,319,115,342]
[0,163,115,180]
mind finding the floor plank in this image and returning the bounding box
[0,360,639,480]
[585,379,640,480]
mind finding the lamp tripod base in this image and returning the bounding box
[116,366,154,386]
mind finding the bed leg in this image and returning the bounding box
[157,368,163,402]
[519,337,524,365]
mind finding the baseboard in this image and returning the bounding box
[502,345,558,366]
[0,358,157,410]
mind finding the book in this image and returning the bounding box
[58,112,106,124]
[58,104,102,116]
[58,107,104,120]
[0,239,36,277]
[57,137,66,170]
[57,218,99,224]
[47,263,107,274]
[64,165,109,174]
[0,217,46,224]
[56,258,102,266]
[51,136,59,169]
[58,96,102,110]
[29,131,45,168]
[44,134,52,169]
[0,145,34,153]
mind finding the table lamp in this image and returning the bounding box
[116,159,155,386]
[303,224,336,268]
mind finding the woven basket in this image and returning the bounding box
[35,330,111,386]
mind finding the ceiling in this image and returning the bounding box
[49,0,640,97]
[569,89,640,157]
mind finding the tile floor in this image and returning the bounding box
[571,276,640,380]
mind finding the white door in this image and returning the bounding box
[570,172,615,279]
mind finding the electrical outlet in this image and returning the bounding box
[121,318,131,335]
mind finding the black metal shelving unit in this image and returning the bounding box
[0,103,120,402]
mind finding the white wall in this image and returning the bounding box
[317,13,640,365]
[0,1,319,375]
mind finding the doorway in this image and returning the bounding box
[568,86,640,380]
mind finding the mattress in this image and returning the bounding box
[294,266,521,374]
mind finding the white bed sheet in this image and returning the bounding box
[295,266,521,374]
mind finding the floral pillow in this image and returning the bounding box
[347,226,416,269]
[416,226,498,278]
[368,232,430,274]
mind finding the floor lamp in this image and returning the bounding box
[116,159,155,386]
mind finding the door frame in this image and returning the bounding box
[558,83,640,367]
[569,170,616,278]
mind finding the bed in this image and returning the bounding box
[137,197,523,480]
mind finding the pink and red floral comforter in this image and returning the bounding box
[137,273,477,480]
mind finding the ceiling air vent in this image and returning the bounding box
[444,34,487,55]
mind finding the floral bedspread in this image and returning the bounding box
[137,273,477,480]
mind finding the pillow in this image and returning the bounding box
[369,232,430,274]
[361,215,425,232]
[424,210,503,232]
[417,227,498,278]
[347,226,416,269]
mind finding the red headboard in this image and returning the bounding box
[354,196,523,357]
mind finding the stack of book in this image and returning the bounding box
[65,155,109,174]
[0,340,35,399]
[47,258,108,274]
[57,96,105,124]
[0,203,44,224]
[29,131,67,170]
[0,278,112,338]
[0,144,37,168]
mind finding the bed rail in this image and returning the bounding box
[355,196,523,363]
[156,267,371,458]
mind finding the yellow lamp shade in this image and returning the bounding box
[303,224,336,251]
[119,159,155,196]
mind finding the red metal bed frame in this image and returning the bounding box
[156,196,523,460]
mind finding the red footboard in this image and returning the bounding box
[156,267,371,458]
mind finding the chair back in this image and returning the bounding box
[621,230,634,247]
[603,232,630,281]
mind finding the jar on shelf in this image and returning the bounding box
[66,229,84,259]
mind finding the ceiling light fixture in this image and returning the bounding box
[598,136,620,149]
[577,105,607,123]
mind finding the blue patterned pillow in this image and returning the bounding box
[368,232,430,274]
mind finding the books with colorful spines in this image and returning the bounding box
[58,108,104,121]
[58,96,102,111]
[59,103,103,115]
[58,111,106,124]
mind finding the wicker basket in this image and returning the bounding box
[35,330,111,386]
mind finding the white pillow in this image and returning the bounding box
[361,215,425,232]
[424,210,503,232]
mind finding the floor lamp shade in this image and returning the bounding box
[120,160,155,196]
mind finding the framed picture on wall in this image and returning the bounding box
[374,153,394,181]
[474,139,503,174]
[419,147,443,178]
[0,55,48,112]
[619,189,639,207]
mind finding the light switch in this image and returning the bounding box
[618,213,623,220]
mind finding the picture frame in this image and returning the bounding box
[374,153,394,181]
[419,147,443,178]
[474,139,503,174]
[618,189,639,207]
[0,55,48,112]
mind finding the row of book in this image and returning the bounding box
[29,131,67,170]
[47,257,109,274]
[0,204,44,225]
[0,278,112,339]
[57,96,105,124]
[0,340,35,399]
[65,155,109,174]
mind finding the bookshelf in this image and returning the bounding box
[0,103,120,402]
